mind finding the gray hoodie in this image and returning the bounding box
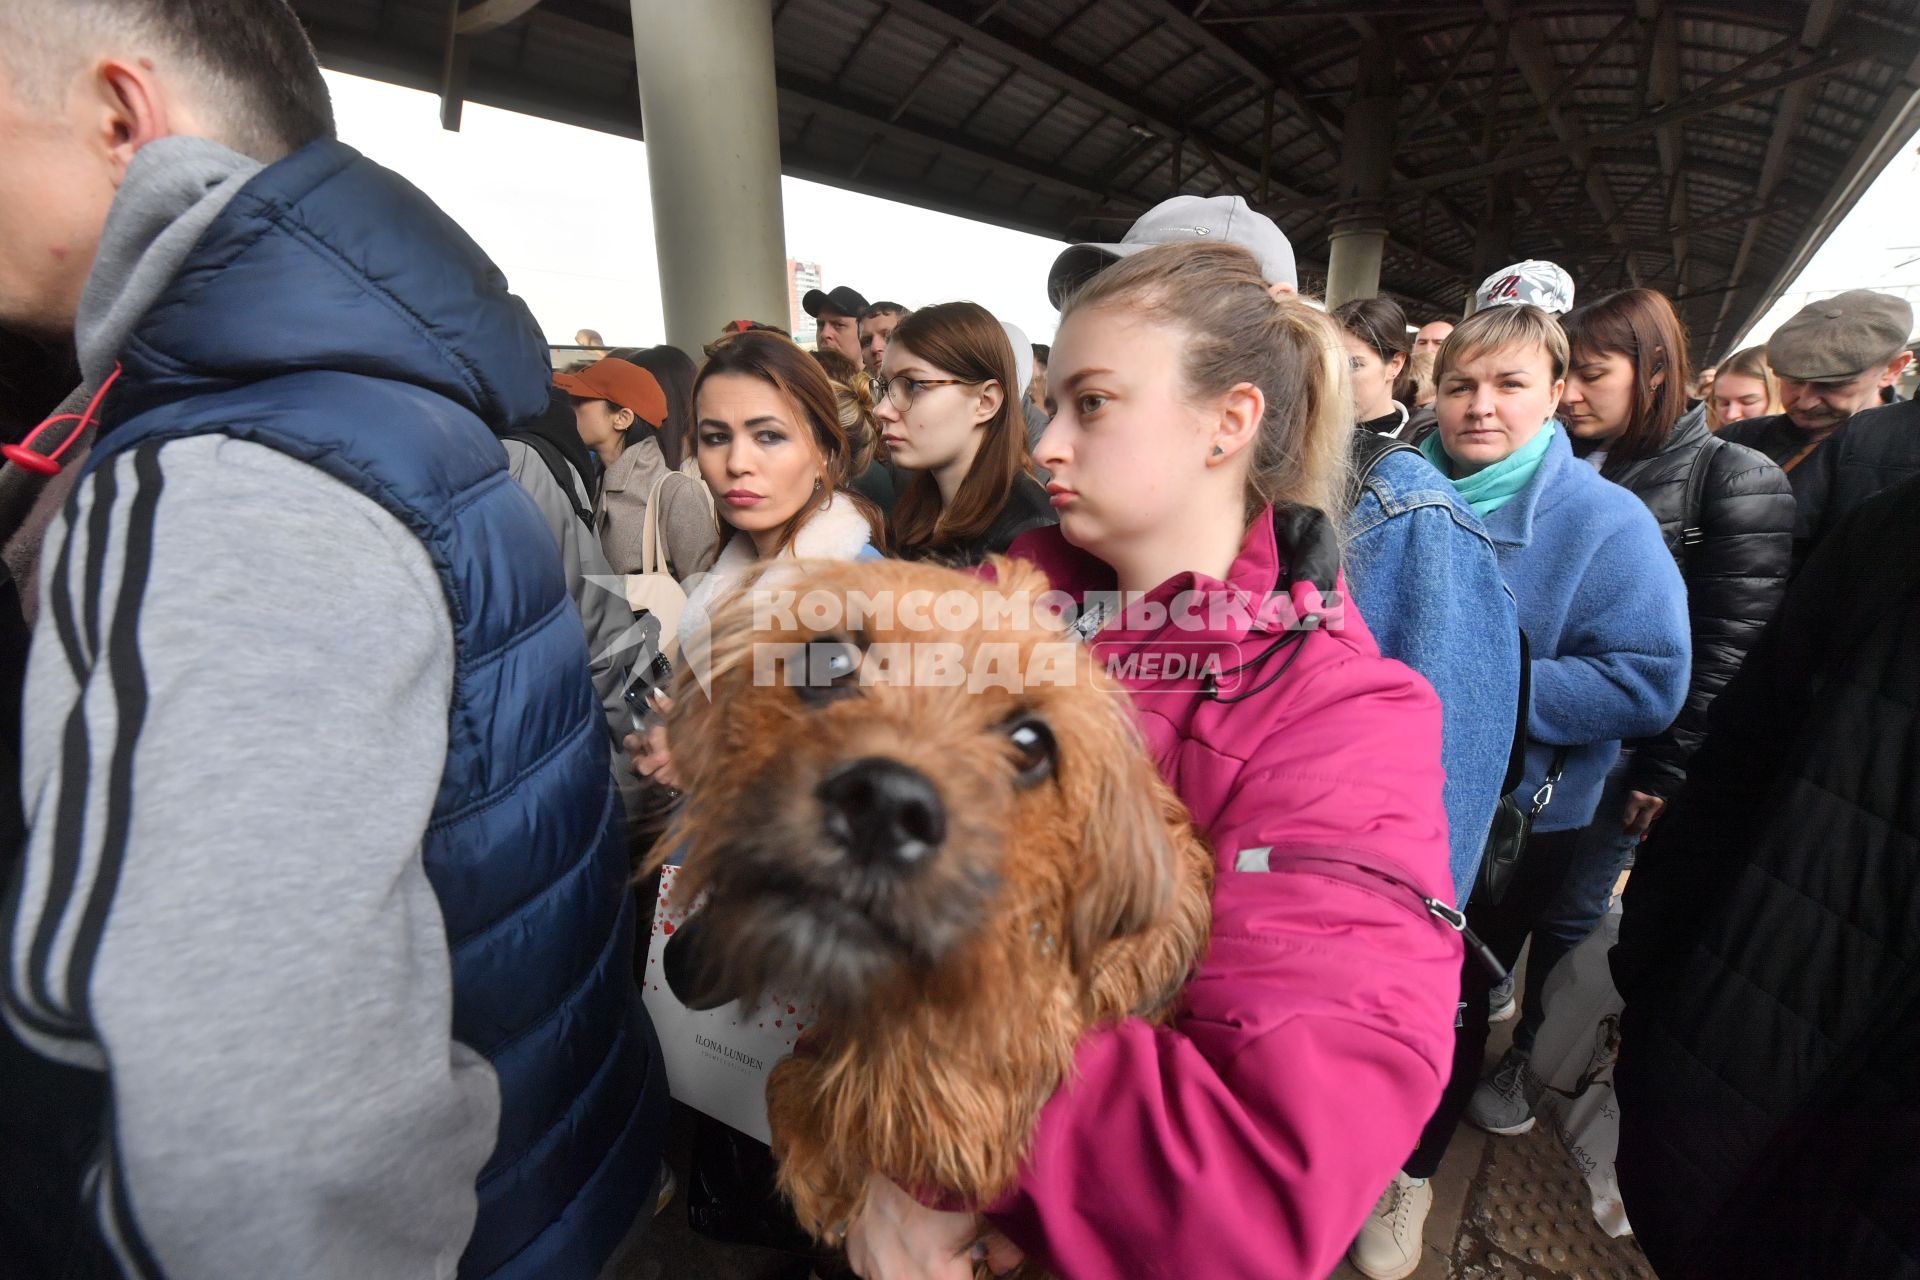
[4,138,497,1279]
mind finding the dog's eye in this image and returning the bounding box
[1003,717,1056,787]
[795,638,863,708]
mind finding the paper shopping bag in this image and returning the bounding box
[640,865,814,1144]
[1531,896,1632,1238]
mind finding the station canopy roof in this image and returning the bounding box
[298,0,1920,357]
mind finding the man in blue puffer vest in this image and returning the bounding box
[0,3,667,1277]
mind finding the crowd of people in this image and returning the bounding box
[2,4,1918,1280]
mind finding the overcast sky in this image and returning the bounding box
[325,68,1919,357]
[324,70,1070,348]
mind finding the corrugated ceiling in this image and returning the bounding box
[296,0,1920,356]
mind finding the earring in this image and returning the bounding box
[1211,445,1225,457]
[814,475,823,490]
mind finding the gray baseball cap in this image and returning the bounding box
[1765,289,1914,381]
[1047,195,1298,307]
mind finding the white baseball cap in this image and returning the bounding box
[1001,320,1034,393]
[1474,260,1576,316]
[1048,195,1299,307]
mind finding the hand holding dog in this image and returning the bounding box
[846,1176,1025,1279]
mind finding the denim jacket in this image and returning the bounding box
[1344,447,1521,903]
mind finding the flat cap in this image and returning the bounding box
[1766,289,1914,381]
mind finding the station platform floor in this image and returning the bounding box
[617,970,1657,1280]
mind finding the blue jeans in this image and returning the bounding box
[1512,769,1639,1054]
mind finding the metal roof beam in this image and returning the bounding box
[1208,2,1481,20]
[1710,0,1843,347]
[1378,17,1579,273]
[1645,0,1690,291]
[1209,2,1813,35]
[1407,41,1868,192]
[1397,18,1491,140]
[1142,3,1485,280]
[876,0,1311,204]
[1152,0,1509,289]
[1490,12,1637,161]
[1138,0,1341,158]
[454,0,547,36]
[774,73,1113,208]
[1493,3,1648,284]
[1715,35,1920,352]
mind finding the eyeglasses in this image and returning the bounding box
[874,374,978,411]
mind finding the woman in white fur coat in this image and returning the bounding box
[628,329,887,791]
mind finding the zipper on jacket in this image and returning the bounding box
[1259,850,1504,978]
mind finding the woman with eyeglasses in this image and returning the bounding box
[872,301,1056,565]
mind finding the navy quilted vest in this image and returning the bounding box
[79,140,666,1279]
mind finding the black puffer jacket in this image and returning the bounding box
[899,471,1058,567]
[1612,475,1920,1277]
[1599,406,1794,798]
[1821,398,1920,543]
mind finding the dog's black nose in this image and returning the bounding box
[816,757,946,869]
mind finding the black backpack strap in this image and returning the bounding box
[506,431,594,531]
[1677,434,1723,573]
[1346,429,1424,511]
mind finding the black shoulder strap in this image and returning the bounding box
[1678,434,1724,573]
[1503,627,1572,807]
[506,431,594,531]
[1347,429,1424,510]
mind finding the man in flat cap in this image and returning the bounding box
[1720,289,1914,565]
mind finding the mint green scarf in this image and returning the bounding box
[1420,420,1557,519]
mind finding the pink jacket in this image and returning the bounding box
[992,512,1463,1280]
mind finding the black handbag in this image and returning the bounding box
[1470,625,1570,908]
[1474,747,1569,908]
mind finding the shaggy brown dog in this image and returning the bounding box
[650,557,1213,1274]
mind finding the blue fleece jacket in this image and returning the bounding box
[1472,428,1691,831]
[1345,448,1520,901]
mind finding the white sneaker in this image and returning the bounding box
[1348,1170,1432,1280]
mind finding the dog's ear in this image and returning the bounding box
[981,556,1067,629]
[1068,716,1178,968]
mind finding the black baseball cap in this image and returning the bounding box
[802,285,870,319]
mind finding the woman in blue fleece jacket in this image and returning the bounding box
[1419,305,1691,838]
[1355,300,1688,1279]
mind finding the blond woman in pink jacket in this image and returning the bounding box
[848,243,1464,1280]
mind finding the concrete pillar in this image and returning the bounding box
[1325,44,1396,310]
[1326,223,1387,310]
[631,0,789,356]
[1470,174,1517,304]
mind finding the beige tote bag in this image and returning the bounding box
[624,469,712,661]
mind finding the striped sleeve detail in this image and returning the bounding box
[2,443,166,1047]
[90,1116,166,1280]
